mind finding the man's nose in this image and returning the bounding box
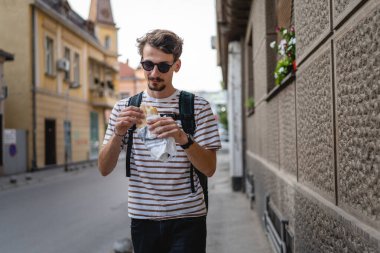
[150,65,160,76]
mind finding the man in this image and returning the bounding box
[98,29,221,253]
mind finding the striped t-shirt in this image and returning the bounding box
[103,90,221,220]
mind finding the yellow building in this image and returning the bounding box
[0,0,119,174]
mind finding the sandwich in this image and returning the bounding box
[137,103,158,128]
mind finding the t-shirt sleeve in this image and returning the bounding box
[102,99,129,150]
[193,97,222,150]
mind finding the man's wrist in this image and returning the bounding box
[178,131,188,146]
[113,129,126,138]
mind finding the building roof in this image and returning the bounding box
[89,0,115,26]
[0,49,14,61]
[119,61,135,78]
[40,0,96,39]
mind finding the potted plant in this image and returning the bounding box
[270,26,296,85]
[245,97,255,115]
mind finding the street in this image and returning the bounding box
[0,143,271,253]
[0,161,131,253]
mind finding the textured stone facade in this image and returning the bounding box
[294,0,331,62]
[266,96,279,167]
[334,2,380,226]
[278,82,297,176]
[333,0,365,26]
[295,190,380,253]
[217,0,380,251]
[252,104,267,159]
[296,47,335,200]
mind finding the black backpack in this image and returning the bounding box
[125,90,209,209]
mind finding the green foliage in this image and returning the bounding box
[245,97,255,110]
[274,57,293,85]
[270,27,296,85]
[218,108,228,130]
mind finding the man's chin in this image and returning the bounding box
[148,83,166,92]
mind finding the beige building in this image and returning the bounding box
[216,0,379,252]
[0,0,119,174]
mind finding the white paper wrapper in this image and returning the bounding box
[137,115,177,162]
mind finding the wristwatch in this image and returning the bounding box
[180,134,194,149]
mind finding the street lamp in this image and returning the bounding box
[64,81,80,172]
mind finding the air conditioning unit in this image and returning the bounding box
[57,59,70,72]
[69,81,80,89]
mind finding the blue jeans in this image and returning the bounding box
[131,216,207,253]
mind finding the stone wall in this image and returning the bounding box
[245,0,380,251]
[334,0,380,229]
[296,46,335,201]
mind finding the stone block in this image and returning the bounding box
[253,44,269,104]
[252,104,267,158]
[296,45,335,201]
[334,0,380,227]
[278,178,296,230]
[294,0,331,63]
[332,0,366,28]
[248,154,270,221]
[266,96,279,167]
[294,189,380,253]
[278,81,297,176]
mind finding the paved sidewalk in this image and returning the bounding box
[0,154,127,192]
[0,166,74,192]
[207,143,273,253]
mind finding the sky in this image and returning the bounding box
[69,0,222,92]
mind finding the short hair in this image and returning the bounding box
[136,29,184,62]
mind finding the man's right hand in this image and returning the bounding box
[114,106,145,136]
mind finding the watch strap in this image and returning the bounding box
[180,134,194,149]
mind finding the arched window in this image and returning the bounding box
[105,36,111,49]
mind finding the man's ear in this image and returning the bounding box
[174,59,181,72]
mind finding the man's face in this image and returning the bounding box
[141,44,180,92]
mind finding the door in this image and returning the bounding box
[45,119,56,165]
[64,120,72,163]
[90,112,99,159]
[0,114,3,166]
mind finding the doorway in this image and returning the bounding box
[64,120,72,163]
[45,119,56,165]
[90,112,99,159]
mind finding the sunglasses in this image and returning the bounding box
[140,60,175,73]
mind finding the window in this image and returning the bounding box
[244,26,255,113]
[105,36,111,49]
[247,33,254,101]
[73,53,80,84]
[45,36,54,75]
[64,47,71,80]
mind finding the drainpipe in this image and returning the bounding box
[31,5,37,171]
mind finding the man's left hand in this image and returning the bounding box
[147,117,187,145]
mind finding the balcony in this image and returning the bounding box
[89,82,118,108]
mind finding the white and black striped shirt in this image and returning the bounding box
[103,90,221,220]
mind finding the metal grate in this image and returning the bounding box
[263,195,293,253]
[246,174,255,209]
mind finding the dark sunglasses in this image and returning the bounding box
[140,60,175,73]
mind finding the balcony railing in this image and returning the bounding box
[89,86,118,108]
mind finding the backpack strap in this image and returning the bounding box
[125,92,143,177]
[179,91,196,136]
[179,91,208,209]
